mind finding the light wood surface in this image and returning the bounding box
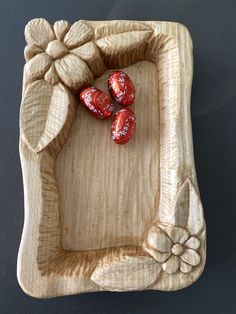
[56,61,159,251]
[18,19,206,298]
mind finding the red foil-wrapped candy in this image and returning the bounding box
[80,87,114,119]
[111,108,136,144]
[108,71,135,106]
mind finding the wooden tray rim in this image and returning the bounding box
[17,19,206,297]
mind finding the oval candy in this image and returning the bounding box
[111,108,136,144]
[108,71,135,106]
[80,87,114,119]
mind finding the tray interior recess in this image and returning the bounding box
[56,61,159,251]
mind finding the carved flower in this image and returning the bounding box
[24,18,104,90]
[144,225,201,274]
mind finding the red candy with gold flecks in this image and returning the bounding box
[111,108,136,144]
[80,87,114,119]
[108,71,135,106]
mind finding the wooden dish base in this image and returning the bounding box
[18,19,206,298]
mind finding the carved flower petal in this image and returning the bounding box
[180,260,192,273]
[142,243,171,263]
[184,236,200,250]
[55,54,93,90]
[53,20,70,40]
[24,44,43,62]
[181,249,201,266]
[44,63,60,85]
[162,226,189,244]
[63,21,93,49]
[71,42,105,77]
[162,255,179,274]
[146,225,172,253]
[25,18,55,48]
[25,52,52,80]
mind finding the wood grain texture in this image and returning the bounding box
[56,61,159,251]
[18,19,206,298]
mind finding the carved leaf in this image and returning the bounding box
[173,179,190,227]
[96,30,150,51]
[20,80,74,153]
[187,180,205,235]
[174,179,205,235]
[91,256,161,291]
[95,30,152,68]
[91,21,150,39]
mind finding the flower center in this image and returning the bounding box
[171,243,184,256]
[46,39,68,60]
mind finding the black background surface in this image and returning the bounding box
[0,0,236,313]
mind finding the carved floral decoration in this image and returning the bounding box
[21,18,152,154]
[20,18,206,290]
[91,179,205,290]
[144,225,201,274]
[24,18,96,89]
[142,179,205,276]
[23,18,152,92]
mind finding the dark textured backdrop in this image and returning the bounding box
[0,0,236,313]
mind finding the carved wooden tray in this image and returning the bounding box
[17,19,206,298]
